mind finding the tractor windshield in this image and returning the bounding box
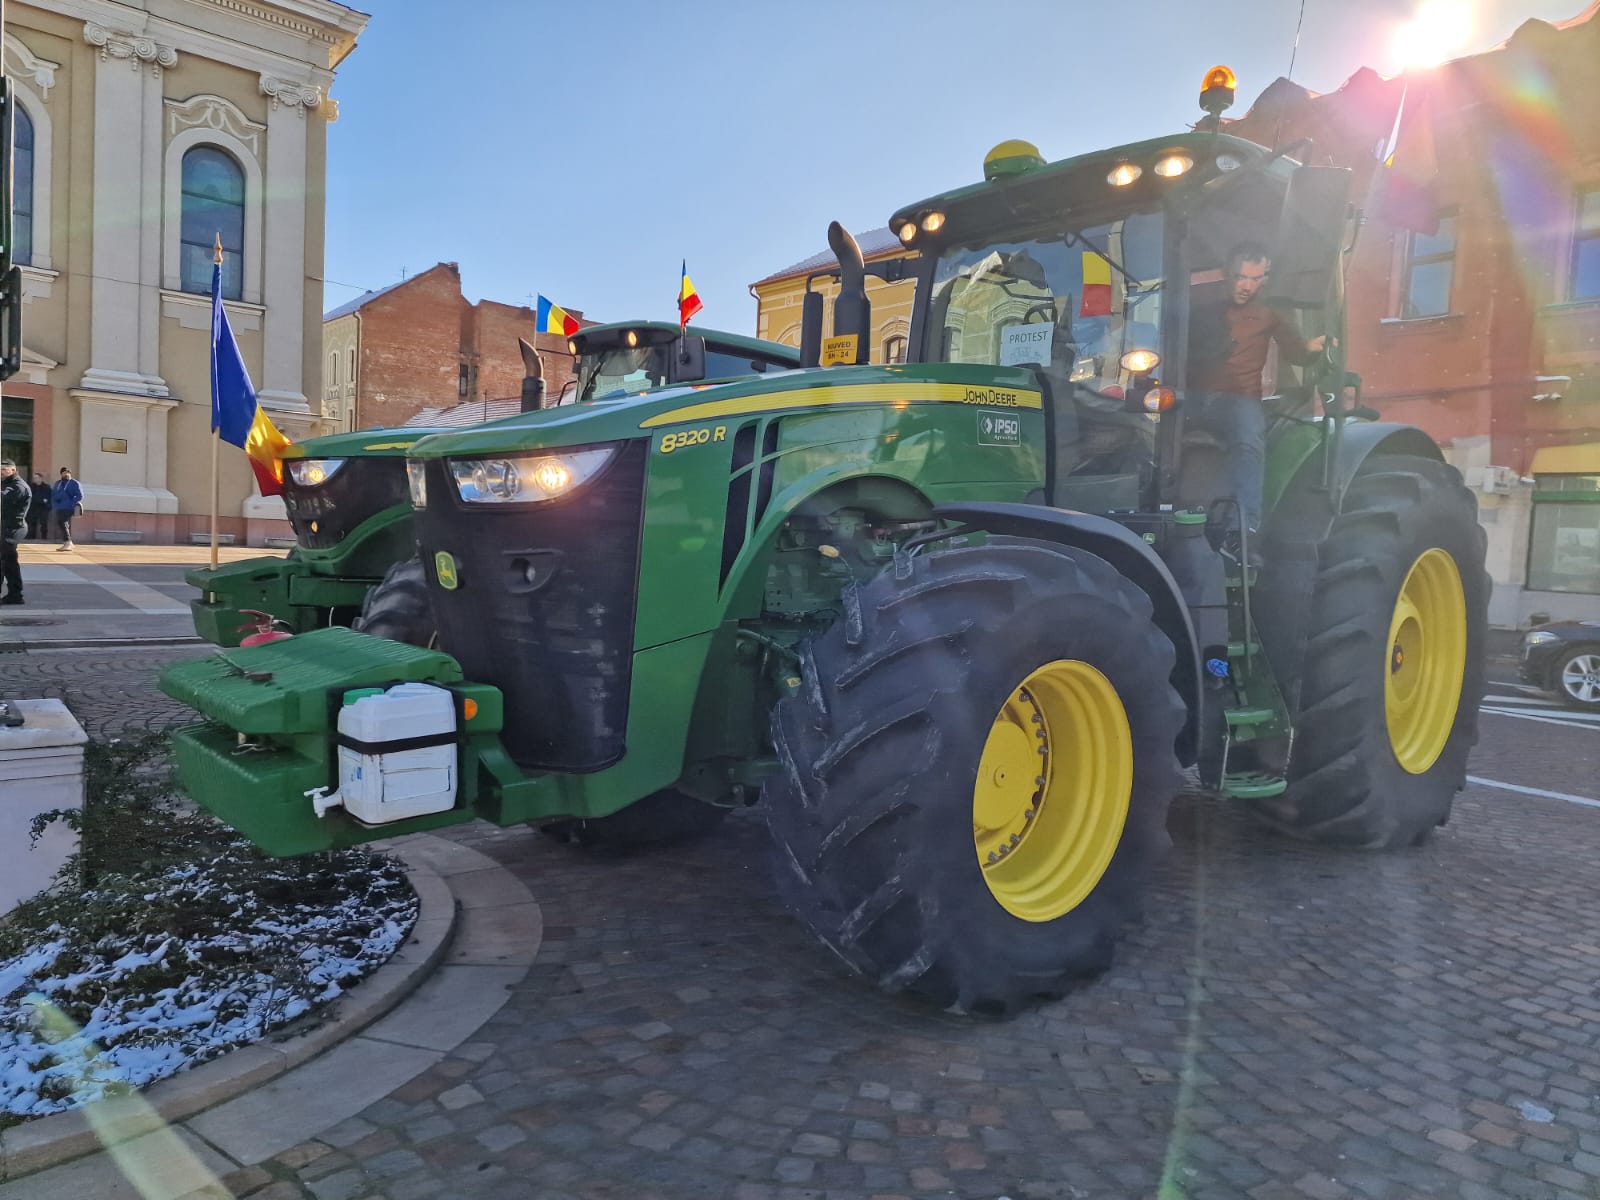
[574,346,668,403]
[924,211,1167,511]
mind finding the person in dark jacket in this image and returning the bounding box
[1,459,30,604]
[1187,241,1332,564]
[51,467,83,551]
[26,471,49,539]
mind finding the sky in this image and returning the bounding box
[321,0,1589,336]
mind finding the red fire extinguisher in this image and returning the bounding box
[237,610,295,647]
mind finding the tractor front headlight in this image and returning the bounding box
[286,458,347,487]
[449,446,616,505]
[406,460,428,508]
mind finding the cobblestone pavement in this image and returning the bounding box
[4,647,1597,1200]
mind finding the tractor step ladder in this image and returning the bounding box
[1218,554,1294,801]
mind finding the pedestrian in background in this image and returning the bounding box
[1,459,29,605]
[51,467,83,551]
[26,471,49,539]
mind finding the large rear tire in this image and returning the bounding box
[1259,455,1489,847]
[352,557,436,648]
[764,540,1185,1015]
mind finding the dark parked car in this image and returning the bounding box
[1520,620,1600,709]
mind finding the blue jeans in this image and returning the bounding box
[1188,391,1266,533]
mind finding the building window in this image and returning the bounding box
[1528,474,1600,594]
[458,364,470,398]
[180,146,245,299]
[883,334,907,364]
[1573,189,1600,302]
[1401,212,1456,319]
[348,348,356,386]
[328,351,340,388]
[13,106,33,267]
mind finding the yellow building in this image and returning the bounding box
[750,227,916,364]
[0,0,367,544]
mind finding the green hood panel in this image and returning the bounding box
[281,428,450,461]
[407,363,1043,458]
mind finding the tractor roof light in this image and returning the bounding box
[1121,348,1161,375]
[921,210,945,234]
[1153,153,1194,178]
[1200,64,1237,118]
[567,338,578,355]
[898,221,918,245]
[1107,162,1142,188]
[625,329,639,348]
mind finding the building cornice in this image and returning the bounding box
[84,21,179,72]
[33,0,355,81]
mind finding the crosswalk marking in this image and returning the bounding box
[1479,691,1600,730]
[1467,775,1600,809]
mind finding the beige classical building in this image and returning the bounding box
[750,228,915,364]
[0,0,367,544]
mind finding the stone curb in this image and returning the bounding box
[0,845,458,1182]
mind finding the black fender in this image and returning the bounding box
[932,501,1201,765]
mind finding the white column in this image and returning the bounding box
[78,23,175,398]
[255,75,320,414]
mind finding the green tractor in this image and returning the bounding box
[186,322,800,647]
[163,77,1488,1014]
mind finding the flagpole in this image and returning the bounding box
[210,235,222,571]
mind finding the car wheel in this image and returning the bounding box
[1553,647,1600,710]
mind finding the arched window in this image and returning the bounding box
[883,334,907,364]
[180,146,245,299]
[14,106,33,266]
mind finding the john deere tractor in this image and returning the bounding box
[163,71,1488,1014]
[186,322,799,647]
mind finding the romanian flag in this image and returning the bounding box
[536,295,580,337]
[1379,81,1440,236]
[211,244,290,496]
[678,260,703,328]
[1079,251,1112,318]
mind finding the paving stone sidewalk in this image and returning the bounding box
[2,651,1596,1200]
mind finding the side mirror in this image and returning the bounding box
[673,334,706,383]
[1272,166,1352,309]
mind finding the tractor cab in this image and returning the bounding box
[891,124,1352,529]
[560,321,800,405]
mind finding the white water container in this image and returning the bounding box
[330,682,457,824]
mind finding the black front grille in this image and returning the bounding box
[282,459,410,549]
[414,441,646,772]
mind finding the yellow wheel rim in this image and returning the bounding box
[973,660,1133,923]
[1385,548,1467,775]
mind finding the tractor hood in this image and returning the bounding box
[404,361,1042,460]
[281,427,450,461]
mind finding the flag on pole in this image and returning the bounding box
[1078,251,1112,317]
[678,260,703,328]
[211,239,290,496]
[1378,81,1440,235]
[536,295,581,337]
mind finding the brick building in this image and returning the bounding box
[321,263,579,431]
[1224,1,1600,624]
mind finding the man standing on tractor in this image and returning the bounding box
[1187,241,1331,562]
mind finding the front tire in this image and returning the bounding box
[764,540,1184,1015]
[352,557,436,648]
[1260,456,1489,847]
